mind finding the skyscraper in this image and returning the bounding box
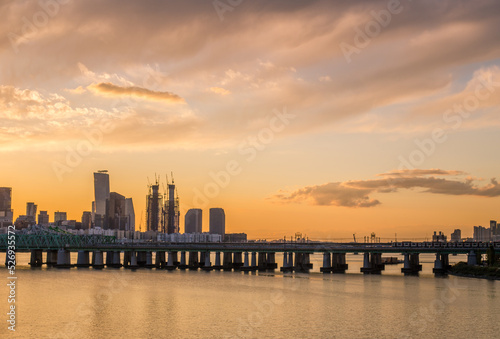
[0,187,13,227]
[26,202,37,217]
[146,182,162,232]
[185,208,202,233]
[125,198,135,231]
[209,208,225,236]
[54,211,67,225]
[93,170,110,227]
[163,179,180,234]
[81,211,92,229]
[38,211,49,225]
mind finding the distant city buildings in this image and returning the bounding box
[0,187,13,228]
[54,211,67,225]
[432,231,447,242]
[92,170,110,228]
[81,211,92,229]
[38,211,49,226]
[14,202,38,229]
[450,229,461,242]
[224,233,247,243]
[209,208,225,236]
[146,181,161,232]
[185,208,202,233]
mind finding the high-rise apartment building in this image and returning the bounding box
[93,170,110,227]
[209,208,225,236]
[0,187,13,227]
[38,211,49,225]
[185,208,202,233]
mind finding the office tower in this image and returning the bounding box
[81,211,92,229]
[185,208,202,233]
[450,229,461,242]
[163,177,180,234]
[93,170,110,227]
[26,202,37,217]
[146,181,162,232]
[209,208,225,236]
[125,198,135,231]
[54,211,67,225]
[38,211,49,225]
[0,187,13,227]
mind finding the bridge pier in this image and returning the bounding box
[76,250,91,268]
[432,253,447,276]
[201,251,213,271]
[112,251,122,268]
[280,252,293,273]
[294,252,310,273]
[188,251,199,270]
[93,250,105,269]
[467,250,478,266]
[401,253,422,276]
[46,250,58,267]
[106,251,114,267]
[29,249,43,267]
[178,251,187,269]
[199,252,206,268]
[241,252,251,271]
[320,252,332,273]
[56,249,72,268]
[361,253,385,274]
[144,252,155,268]
[233,252,243,271]
[137,252,147,267]
[331,253,348,273]
[223,252,233,271]
[258,252,267,271]
[155,251,166,269]
[266,252,278,270]
[165,252,176,270]
[212,252,222,270]
[250,252,257,271]
[123,251,138,269]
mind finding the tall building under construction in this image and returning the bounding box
[146,174,180,234]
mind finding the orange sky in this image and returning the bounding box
[1,0,500,240]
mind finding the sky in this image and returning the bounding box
[1,0,500,240]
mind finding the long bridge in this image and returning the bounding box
[2,231,499,276]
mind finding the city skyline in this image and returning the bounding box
[1,1,500,240]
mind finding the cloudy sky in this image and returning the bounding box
[2,0,500,240]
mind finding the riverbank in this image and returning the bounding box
[449,262,500,280]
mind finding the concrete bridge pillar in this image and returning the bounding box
[304,253,313,270]
[441,253,450,270]
[266,252,278,270]
[137,252,147,267]
[144,252,154,268]
[331,253,347,273]
[361,252,384,274]
[112,251,122,268]
[258,252,267,271]
[233,252,243,270]
[123,251,131,267]
[93,251,104,269]
[213,252,222,270]
[29,249,43,267]
[46,250,58,267]
[223,252,233,271]
[402,253,422,276]
[432,253,446,276]
[467,250,477,266]
[295,252,309,273]
[165,252,176,270]
[156,251,166,269]
[106,251,114,267]
[56,249,71,268]
[201,251,213,271]
[251,252,257,270]
[280,252,293,273]
[199,252,206,267]
[242,252,250,270]
[188,251,199,270]
[129,251,139,269]
[76,250,90,268]
[321,252,332,273]
[179,251,187,269]
[171,251,179,266]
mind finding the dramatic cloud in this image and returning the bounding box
[88,82,184,103]
[272,169,500,208]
